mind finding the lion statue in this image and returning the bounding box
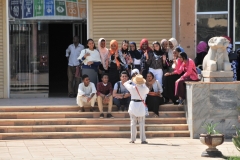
[202,37,231,71]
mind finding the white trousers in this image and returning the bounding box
[77,94,97,107]
[149,68,163,86]
[129,113,146,142]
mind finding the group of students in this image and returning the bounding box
[66,36,200,143]
[66,36,199,119]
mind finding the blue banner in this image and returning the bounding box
[44,0,54,16]
[23,0,33,18]
[9,0,22,19]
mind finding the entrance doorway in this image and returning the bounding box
[48,24,72,97]
[48,23,87,97]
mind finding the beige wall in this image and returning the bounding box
[177,0,196,59]
[0,0,8,98]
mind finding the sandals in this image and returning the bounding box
[152,114,159,118]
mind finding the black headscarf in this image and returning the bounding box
[129,42,141,59]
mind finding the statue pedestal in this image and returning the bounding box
[202,71,233,82]
[185,82,240,139]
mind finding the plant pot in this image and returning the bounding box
[199,134,224,157]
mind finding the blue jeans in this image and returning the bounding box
[113,97,131,110]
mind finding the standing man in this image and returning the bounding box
[66,36,84,98]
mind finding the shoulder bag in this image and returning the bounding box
[135,86,149,116]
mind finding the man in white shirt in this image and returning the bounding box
[66,36,84,98]
[77,74,97,112]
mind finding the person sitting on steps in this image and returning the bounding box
[77,74,97,112]
[96,73,114,118]
[113,71,131,112]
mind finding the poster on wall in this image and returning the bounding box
[34,0,44,17]
[55,1,66,16]
[9,0,22,19]
[8,0,87,20]
[44,0,54,16]
[23,0,33,18]
[66,2,78,17]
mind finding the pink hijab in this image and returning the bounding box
[197,41,207,54]
[98,38,109,70]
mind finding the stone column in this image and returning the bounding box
[178,0,196,59]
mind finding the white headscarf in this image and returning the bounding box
[98,38,109,70]
[168,38,178,61]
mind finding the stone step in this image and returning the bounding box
[0,104,183,112]
[0,117,187,126]
[0,124,188,133]
[0,131,190,140]
[0,111,185,119]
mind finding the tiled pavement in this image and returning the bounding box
[0,138,239,160]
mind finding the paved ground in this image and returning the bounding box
[0,138,239,160]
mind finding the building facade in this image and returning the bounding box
[0,0,238,98]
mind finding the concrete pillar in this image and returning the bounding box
[178,0,196,59]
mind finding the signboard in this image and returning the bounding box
[66,2,78,17]
[23,0,33,18]
[34,0,44,17]
[55,1,66,16]
[9,0,22,19]
[44,0,54,16]
[8,0,87,19]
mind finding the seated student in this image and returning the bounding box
[76,74,97,112]
[163,47,182,104]
[97,73,114,118]
[168,52,198,105]
[113,71,131,112]
[145,72,163,118]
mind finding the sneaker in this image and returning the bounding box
[178,99,185,105]
[78,107,85,112]
[69,94,74,98]
[141,141,148,144]
[90,107,95,112]
[152,114,159,118]
[100,113,104,118]
[107,113,114,118]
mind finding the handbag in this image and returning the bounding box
[229,51,238,61]
[75,49,87,78]
[135,86,149,116]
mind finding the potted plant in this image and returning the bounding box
[232,125,240,152]
[199,122,224,157]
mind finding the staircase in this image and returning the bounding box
[0,104,190,139]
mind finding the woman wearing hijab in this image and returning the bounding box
[163,47,182,104]
[107,40,126,87]
[97,38,109,82]
[120,40,133,75]
[145,72,163,117]
[195,41,208,68]
[168,38,179,61]
[78,39,101,86]
[167,52,198,105]
[146,41,166,85]
[129,42,141,71]
[160,39,168,54]
[98,38,109,71]
[139,38,152,78]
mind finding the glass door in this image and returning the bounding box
[73,23,87,45]
[9,23,49,97]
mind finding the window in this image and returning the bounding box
[197,0,228,45]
